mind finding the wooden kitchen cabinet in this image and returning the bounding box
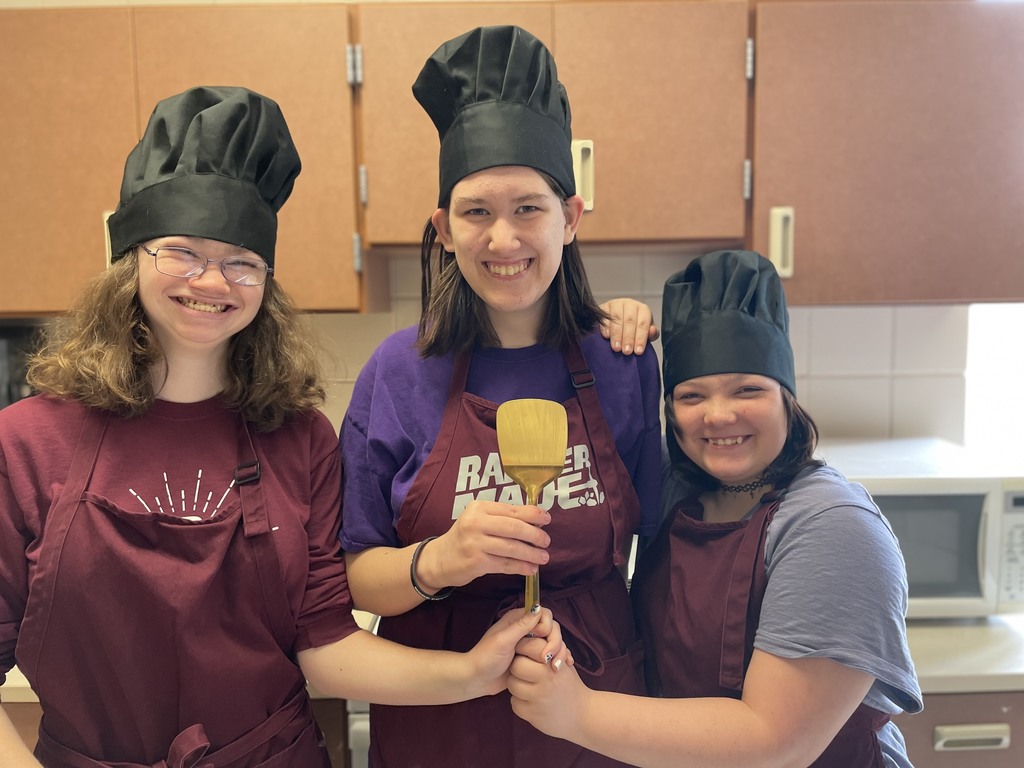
[133,5,360,311]
[356,0,748,246]
[356,3,555,246]
[892,691,1023,768]
[0,9,137,316]
[553,1,748,242]
[750,1,1024,304]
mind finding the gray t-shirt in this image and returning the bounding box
[656,460,924,768]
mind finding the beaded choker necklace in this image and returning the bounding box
[719,476,771,497]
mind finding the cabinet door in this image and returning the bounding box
[134,6,359,311]
[751,1,1024,304]
[357,3,554,246]
[554,1,748,242]
[0,9,137,316]
[892,691,1023,768]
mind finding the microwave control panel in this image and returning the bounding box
[1000,489,1024,610]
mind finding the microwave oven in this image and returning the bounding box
[816,438,1024,620]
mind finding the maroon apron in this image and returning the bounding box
[16,409,330,768]
[631,491,890,767]
[370,342,645,768]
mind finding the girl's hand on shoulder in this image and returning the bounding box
[599,298,659,355]
[422,500,551,589]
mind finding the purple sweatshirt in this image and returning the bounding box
[340,326,662,551]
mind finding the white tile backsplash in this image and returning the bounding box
[309,312,395,381]
[642,252,695,294]
[392,297,421,332]
[893,305,970,373]
[312,249,974,445]
[807,306,895,376]
[804,376,894,439]
[788,307,812,379]
[892,374,966,443]
[386,250,421,300]
[582,253,647,297]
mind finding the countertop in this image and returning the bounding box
[4,612,1023,702]
[904,613,1024,694]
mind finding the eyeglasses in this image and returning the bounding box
[139,245,273,286]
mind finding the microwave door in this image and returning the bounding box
[875,490,997,619]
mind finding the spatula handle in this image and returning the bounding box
[525,573,540,613]
[525,488,540,612]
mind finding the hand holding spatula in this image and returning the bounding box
[496,398,568,613]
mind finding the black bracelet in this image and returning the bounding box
[410,536,454,601]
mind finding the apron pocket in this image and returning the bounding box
[579,638,645,697]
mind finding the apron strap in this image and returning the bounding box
[395,353,470,543]
[563,341,639,568]
[236,414,268,538]
[235,415,295,650]
[719,493,781,691]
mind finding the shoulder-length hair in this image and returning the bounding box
[665,386,823,494]
[26,251,325,431]
[416,172,606,357]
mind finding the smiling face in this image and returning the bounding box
[137,236,266,362]
[670,373,789,487]
[431,166,584,347]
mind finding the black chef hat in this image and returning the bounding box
[413,25,575,207]
[107,86,301,267]
[662,250,796,398]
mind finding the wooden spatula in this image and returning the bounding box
[496,398,568,612]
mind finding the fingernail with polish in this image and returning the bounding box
[545,653,553,664]
[553,659,563,671]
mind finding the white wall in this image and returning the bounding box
[310,246,973,448]
[965,303,1024,465]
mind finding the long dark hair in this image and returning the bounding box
[664,386,823,494]
[416,172,606,357]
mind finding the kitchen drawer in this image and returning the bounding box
[892,691,1022,767]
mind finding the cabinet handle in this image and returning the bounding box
[103,209,115,267]
[768,206,794,278]
[571,139,594,211]
[933,723,1011,751]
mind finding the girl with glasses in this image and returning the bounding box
[0,85,570,768]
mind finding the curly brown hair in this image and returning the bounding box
[26,252,325,431]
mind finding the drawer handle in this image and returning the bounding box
[934,723,1010,751]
